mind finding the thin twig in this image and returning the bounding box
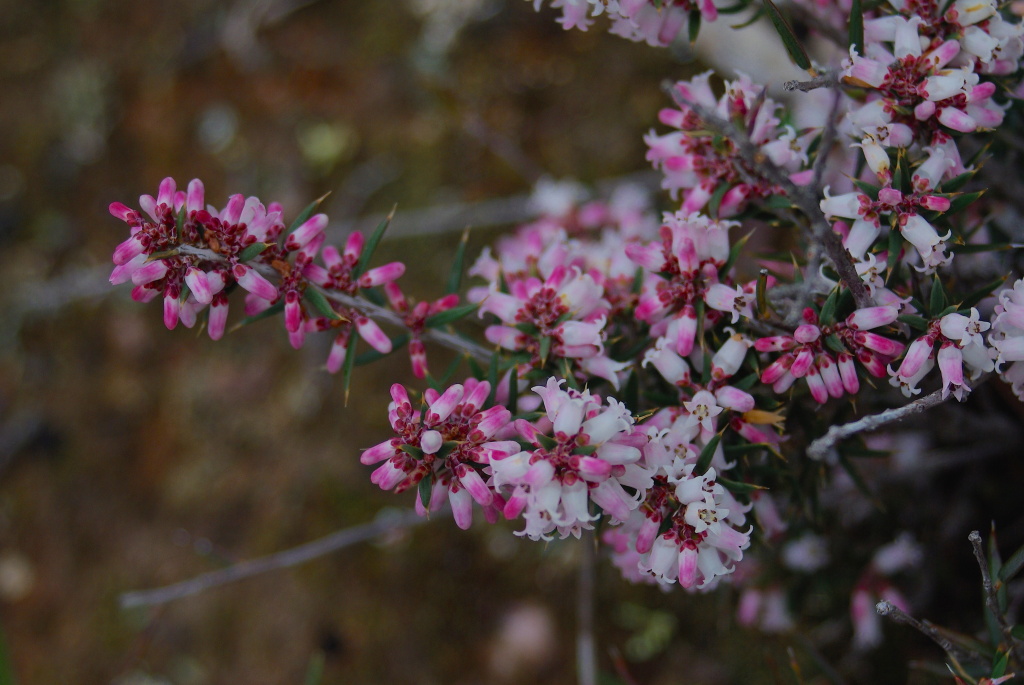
[876,600,976,666]
[120,508,428,609]
[969,530,1024,665]
[784,72,839,93]
[577,529,597,685]
[806,389,948,460]
[669,88,873,310]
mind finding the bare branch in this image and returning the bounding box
[120,508,428,609]
[806,389,948,460]
[784,72,840,93]
[876,600,976,665]
[969,530,1024,665]
[667,87,873,310]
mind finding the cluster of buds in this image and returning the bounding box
[107,177,451,378]
[645,73,814,216]
[755,306,904,403]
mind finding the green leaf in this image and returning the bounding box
[574,445,599,456]
[732,372,758,391]
[536,432,558,450]
[719,477,767,494]
[708,182,731,218]
[730,6,765,29]
[354,206,395,278]
[507,365,519,413]
[539,336,551,366]
[961,275,1008,310]
[999,542,1024,583]
[946,190,985,216]
[939,170,976,193]
[238,241,273,263]
[852,179,881,199]
[342,330,359,406]
[688,9,702,43]
[763,0,812,70]
[886,227,902,275]
[929,277,947,316]
[179,281,192,304]
[176,205,186,243]
[898,314,930,331]
[694,433,723,476]
[764,196,796,209]
[824,333,848,354]
[355,333,409,366]
[304,287,344,320]
[849,0,864,54]
[948,242,1010,255]
[417,475,433,511]
[721,230,755,277]
[993,650,1009,678]
[1012,624,1024,640]
[286,192,330,236]
[229,301,285,332]
[425,303,478,328]
[819,287,840,326]
[447,228,471,295]
[399,444,424,459]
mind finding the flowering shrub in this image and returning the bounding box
[107,0,1024,680]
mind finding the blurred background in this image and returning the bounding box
[3,0,1024,683]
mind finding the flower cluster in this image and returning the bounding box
[755,305,904,403]
[530,0,714,46]
[107,177,444,377]
[646,73,814,216]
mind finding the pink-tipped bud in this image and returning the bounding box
[113,234,147,265]
[846,305,899,330]
[897,335,934,378]
[233,264,278,301]
[794,324,820,344]
[208,296,229,340]
[456,464,493,506]
[355,316,392,354]
[344,231,365,260]
[284,213,328,251]
[186,179,205,213]
[131,259,169,286]
[109,202,136,223]
[284,290,302,333]
[427,384,465,425]
[185,267,213,305]
[818,354,846,398]
[409,338,428,378]
[163,292,180,330]
[837,352,859,394]
[358,261,406,288]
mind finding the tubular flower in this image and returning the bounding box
[645,72,814,214]
[489,378,647,541]
[888,307,994,399]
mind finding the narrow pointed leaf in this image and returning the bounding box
[238,242,273,263]
[507,364,519,413]
[425,303,478,328]
[304,287,345,320]
[961,275,1009,310]
[929,277,947,315]
[694,433,723,476]
[763,0,812,70]
[849,0,864,54]
[819,287,840,326]
[176,206,186,243]
[342,330,359,406]
[354,205,395,278]
[286,192,331,236]
[418,474,433,511]
[446,228,471,294]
